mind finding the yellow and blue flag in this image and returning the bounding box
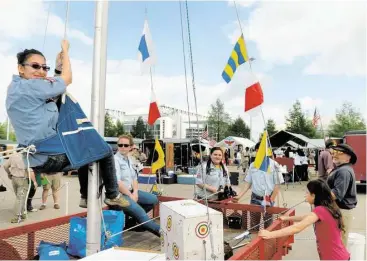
[222,34,249,83]
[253,131,272,173]
[151,138,165,174]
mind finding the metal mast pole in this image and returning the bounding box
[87,0,109,256]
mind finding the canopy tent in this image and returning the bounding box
[269,130,325,149]
[214,136,255,149]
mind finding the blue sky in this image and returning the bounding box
[0,0,365,139]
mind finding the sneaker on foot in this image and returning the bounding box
[79,198,87,208]
[54,204,60,209]
[39,205,46,210]
[104,194,129,208]
[27,208,38,212]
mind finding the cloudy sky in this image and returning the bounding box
[0,0,365,140]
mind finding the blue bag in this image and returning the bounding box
[37,241,69,260]
[67,210,124,258]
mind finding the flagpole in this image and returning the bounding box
[317,107,326,139]
[87,0,109,255]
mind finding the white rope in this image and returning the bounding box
[42,2,51,52]
[107,216,161,239]
[64,0,70,39]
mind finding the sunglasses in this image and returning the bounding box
[23,63,50,72]
[118,144,130,148]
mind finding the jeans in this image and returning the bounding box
[121,190,160,237]
[33,152,119,199]
[250,193,273,230]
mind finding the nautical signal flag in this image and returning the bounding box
[243,72,264,114]
[253,130,272,173]
[138,19,156,72]
[222,34,249,84]
[151,138,165,174]
[148,89,161,126]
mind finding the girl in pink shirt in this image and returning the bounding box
[259,179,350,260]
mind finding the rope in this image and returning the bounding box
[64,0,70,39]
[178,0,195,182]
[107,216,160,239]
[185,0,216,259]
[231,199,306,247]
[42,2,51,52]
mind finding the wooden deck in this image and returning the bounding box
[122,225,255,254]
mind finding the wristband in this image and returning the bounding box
[55,69,62,75]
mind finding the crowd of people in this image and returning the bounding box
[0,39,360,259]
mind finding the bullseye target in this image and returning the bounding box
[195,221,209,238]
[172,242,179,259]
[166,215,172,231]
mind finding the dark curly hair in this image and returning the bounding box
[17,49,45,65]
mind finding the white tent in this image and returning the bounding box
[214,136,255,149]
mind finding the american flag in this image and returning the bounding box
[201,124,209,139]
[209,139,217,147]
[312,108,320,127]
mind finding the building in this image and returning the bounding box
[106,106,208,139]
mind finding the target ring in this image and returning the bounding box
[172,242,179,259]
[195,221,209,238]
[166,215,172,231]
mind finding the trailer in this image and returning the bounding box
[344,130,366,189]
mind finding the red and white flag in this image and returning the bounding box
[148,89,161,126]
[244,73,264,114]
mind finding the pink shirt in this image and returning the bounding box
[313,206,350,260]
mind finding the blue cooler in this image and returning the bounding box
[138,174,157,184]
[177,174,196,185]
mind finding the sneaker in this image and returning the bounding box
[79,198,87,208]
[39,205,46,210]
[54,204,60,209]
[11,214,26,223]
[104,194,129,208]
[27,208,38,212]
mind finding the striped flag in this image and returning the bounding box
[201,124,209,139]
[312,108,320,127]
[222,34,249,84]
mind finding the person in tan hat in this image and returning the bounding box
[327,143,358,247]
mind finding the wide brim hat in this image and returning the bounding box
[331,143,357,165]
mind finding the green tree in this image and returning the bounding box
[328,102,366,137]
[131,117,149,139]
[104,112,117,137]
[0,122,16,141]
[207,99,231,141]
[0,122,6,140]
[265,118,277,136]
[115,120,125,136]
[285,100,316,138]
[226,117,250,138]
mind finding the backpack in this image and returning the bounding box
[37,241,69,260]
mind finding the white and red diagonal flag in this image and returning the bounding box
[147,89,161,126]
[244,72,264,114]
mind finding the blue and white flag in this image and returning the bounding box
[138,19,156,72]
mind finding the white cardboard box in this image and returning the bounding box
[160,199,224,260]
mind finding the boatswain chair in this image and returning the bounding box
[6,40,128,209]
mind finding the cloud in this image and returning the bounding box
[0,0,92,45]
[299,96,322,111]
[229,1,366,76]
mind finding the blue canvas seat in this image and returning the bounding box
[31,92,111,170]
